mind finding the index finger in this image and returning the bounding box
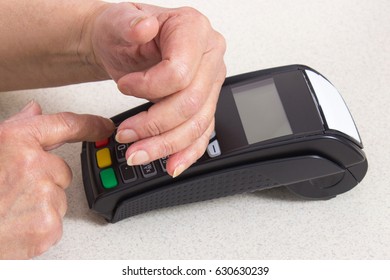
[28,112,115,148]
[117,6,211,99]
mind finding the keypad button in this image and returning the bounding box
[95,138,109,148]
[207,139,221,158]
[96,148,112,168]
[100,168,118,189]
[140,162,157,178]
[159,156,169,172]
[115,144,128,163]
[119,164,137,183]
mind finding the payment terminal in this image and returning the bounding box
[81,65,368,223]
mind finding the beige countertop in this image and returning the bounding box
[1,0,389,259]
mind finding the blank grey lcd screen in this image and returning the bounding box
[232,78,293,144]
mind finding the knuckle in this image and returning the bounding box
[35,182,56,200]
[145,118,162,137]
[221,63,227,77]
[25,122,45,144]
[54,157,73,188]
[58,190,68,216]
[42,213,62,237]
[56,112,77,133]
[36,208,62,238]
[215,32,227,53]
[179,6,202,17]
[196,141,209,160]
[182,7,210,27]
[31,242,50,258]
[190,115,210,140]
[30,207,63,257]
[196,131,213,160]
[22,149,42,169]
[62,167,73,188]
[159,136,175,157]
[216,63,227,84]
[170,60,192,89]
[53,111,85,141]
[178,93,203,119]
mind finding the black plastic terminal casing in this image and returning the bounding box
[81,65,368,223]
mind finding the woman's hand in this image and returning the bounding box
[90,2,226,177]
[0,101,114,259]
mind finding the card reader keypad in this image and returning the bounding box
[207,140,221,158]
[93,130,221,190]
[119,164,137,183]
[115,144,128,163]
[140,162,158,178]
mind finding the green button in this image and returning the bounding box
[100,168,118,189]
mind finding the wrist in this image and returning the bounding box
[0,0,113,91]
[75,1,112,81]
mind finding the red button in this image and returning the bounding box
[95,138,109,148]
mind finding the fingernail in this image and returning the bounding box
[127,150,149,166]
[21,100,35,112]
[172,164,186,178]
[108,118,115,127]
[117,81,130,94]
[130,16,147,28]
[105,118,116,130]
[116,129,138,143]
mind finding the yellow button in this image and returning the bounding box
[96,148,112,168]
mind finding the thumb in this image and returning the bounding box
[113,4,159,45]
[5,100,42,122]
[28,112,115,149]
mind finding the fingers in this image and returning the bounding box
[27,185,67,257]
[120,11,159,45]
[49,186,68,219]
[169,121,215,177]
[125,100,216,166]
[128,118,215,178]
[42,153,73,190]
[118,57,200,100]
[34,179,68,219]
[27,112,115,149]
[3,101,115,149]
[97,4,227,178]
[117,7,215,100]
[116,41,226,177]
[122,70,223,176]
[104,2,159,45]
[116,75,213,143]
[116,40,226,144]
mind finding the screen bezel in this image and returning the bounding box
[215,70,324,153]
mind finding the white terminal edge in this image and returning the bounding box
[305,70,361,144]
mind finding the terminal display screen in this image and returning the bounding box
[232,78,293,144]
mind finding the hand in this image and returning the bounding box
[0,101,115,259]
[89,2,226,177]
